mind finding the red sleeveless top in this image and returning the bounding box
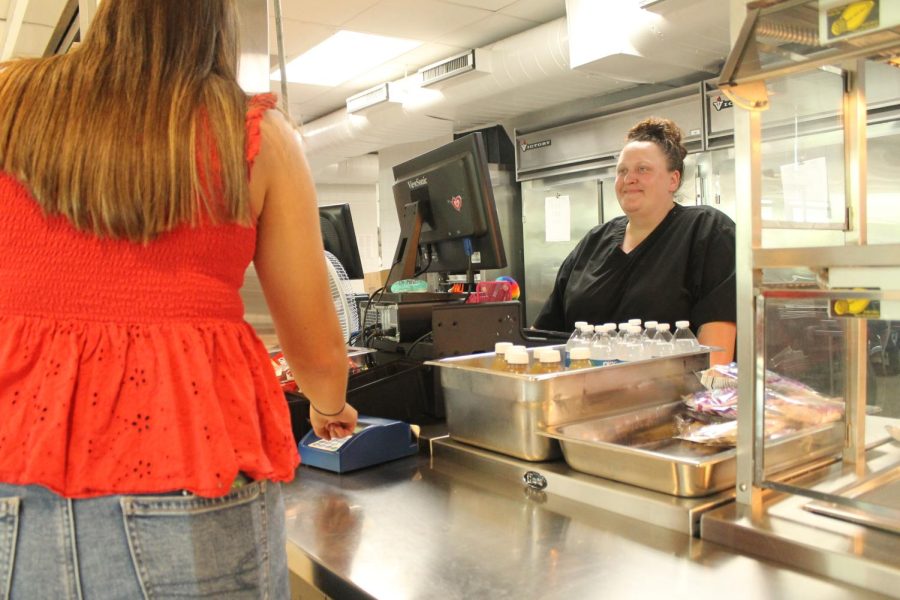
[0,94,300,498]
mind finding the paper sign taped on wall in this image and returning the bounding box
[545,195,571,242]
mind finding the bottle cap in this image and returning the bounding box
[603,322,616,329]
[574,321,588,328]
[540,349,562,363]
[570,346,591,360]
[675,320,690,329]
[657,323,670,331]
[618,322,629,330]
[532,347,546,362]
[494,342,513,355]
[628,319,642,326]
[645,321,658,329]
[511,345,527,353]
[506,350,529,365]
[580,323,594,332]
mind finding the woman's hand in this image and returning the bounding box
[310,403,359,440]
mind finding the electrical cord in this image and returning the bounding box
[359,245,434,348]
[406,330,433,359]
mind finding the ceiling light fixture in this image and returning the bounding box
[271,30,422,87]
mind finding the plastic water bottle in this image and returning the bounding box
[565,324,592,367]
[626,325,646,361]
[642,321,658,344]
[492,341,513,371]
[673,320,699,354]
[565,327,583,367]
[589,325,614,366]
[652,323,674,356]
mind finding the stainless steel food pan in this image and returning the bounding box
[428,348,711,462]
[541,401,844,497]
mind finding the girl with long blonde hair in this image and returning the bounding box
[0,2,355,597]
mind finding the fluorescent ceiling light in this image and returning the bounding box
[272,30,422,86]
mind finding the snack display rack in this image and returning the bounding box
[701,1,900,593]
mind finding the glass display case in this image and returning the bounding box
[702,1,900,594]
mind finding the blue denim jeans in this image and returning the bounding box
[0,480,289,599]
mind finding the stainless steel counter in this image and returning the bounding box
[703,435,900,596]
[282,449,886,599]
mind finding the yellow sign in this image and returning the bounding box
[820,0,900,43]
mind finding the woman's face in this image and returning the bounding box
[614,141,680,219]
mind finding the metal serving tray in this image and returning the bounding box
[542,401,844,497]
[428,348,711,462]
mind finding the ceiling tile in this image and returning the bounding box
[269,17,336,60]
[499,0,566,22]
[24,0,67,27]
[437,0,518,11]
[14,22,52,57]
[344,0,492,41]
[276,0,381,26]
[438,13,536,48]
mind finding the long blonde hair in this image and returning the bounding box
[0,0,251,242]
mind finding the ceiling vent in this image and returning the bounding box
[345,83,401,114]
[418,49,491,88]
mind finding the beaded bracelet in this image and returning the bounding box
[311,402,346,417]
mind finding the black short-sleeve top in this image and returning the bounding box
[533,203,736,334]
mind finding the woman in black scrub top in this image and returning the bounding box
[533,117,736,366]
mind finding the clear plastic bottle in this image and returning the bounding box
[642,321,658,344]
[624,325,645,361]
[492,341,513,371]
[565,324,592,367]
[614,323,630,362]
[653,323,674,356]
[533,349,563,374]
[505,349,530,374]
[568,346,592,370]
[564,327,583,367]
[673,320,699,354]
[589,325,615,366]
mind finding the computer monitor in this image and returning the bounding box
[319,204,365,279]
[388,132,506,285]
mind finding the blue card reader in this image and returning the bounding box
[298,416,419,473]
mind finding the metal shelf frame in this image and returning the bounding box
[728,1,900,510]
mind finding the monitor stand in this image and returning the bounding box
[386,201,424,288]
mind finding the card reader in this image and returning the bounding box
[298,416,419,473]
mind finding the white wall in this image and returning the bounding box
[315,183,380,273]
[377,134,453,270]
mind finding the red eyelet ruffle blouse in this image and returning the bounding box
[0,93,300,498]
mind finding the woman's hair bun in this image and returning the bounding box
[626,116,688,168]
